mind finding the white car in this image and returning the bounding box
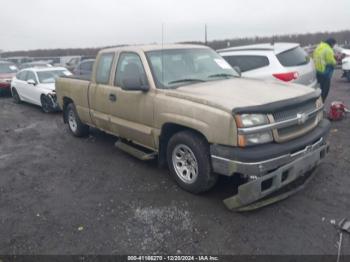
[218,43,318,88]
[340,48,350,57]
[342,56,350,82]
[11,67,72,112]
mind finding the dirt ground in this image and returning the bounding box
[0,70,349,255]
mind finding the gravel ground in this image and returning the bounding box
[0,71,349,255]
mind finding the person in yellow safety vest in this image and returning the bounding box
[313,38,337,102]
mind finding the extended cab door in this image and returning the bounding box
[88,52,117,131]
[110,52,155,149]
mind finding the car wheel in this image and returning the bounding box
[166,130,218,194]
[65,103,89,137]
[12,88,21,104]
[41,95,54,113]
[347,71,350,82]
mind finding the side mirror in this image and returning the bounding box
[233,66,242,77]
[27,79,37,85]
[123,77,149,91]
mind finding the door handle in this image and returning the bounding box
[109,93,117,102]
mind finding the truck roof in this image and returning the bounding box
[100,44,209,53]
[217,42,300,54]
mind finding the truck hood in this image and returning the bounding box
[165,78,316,113]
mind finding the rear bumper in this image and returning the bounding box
[307,79,319,89]
[0,82,11,89]
[0,83,11,95]
[210,119,330,210]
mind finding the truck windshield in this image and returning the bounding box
[37,70,72,84]
[146,48,239,89]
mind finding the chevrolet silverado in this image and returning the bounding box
[55,44,330,211]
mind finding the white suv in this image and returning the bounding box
[340,48,350,81]
[218,43,317,88]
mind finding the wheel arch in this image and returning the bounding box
[11,86,17,96]
[62,97,74,123]
[158,122,209,168]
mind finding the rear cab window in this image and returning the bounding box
[277,47,309,67]
[96,53,114,84]
[222,55,269,72]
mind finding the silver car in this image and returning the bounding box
[218,43,317,88]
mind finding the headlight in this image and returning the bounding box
[238,131,273,147]
[235,114,269,128]
[235,114,273,147]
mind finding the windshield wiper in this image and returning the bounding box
[168,78,206,84]
[208,73,236,78]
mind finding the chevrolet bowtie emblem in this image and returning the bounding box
[297,113,308,125]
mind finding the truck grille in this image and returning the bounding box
[273,100,316,122]
[272,99,318,142]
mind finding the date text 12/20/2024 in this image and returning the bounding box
[127,256,219,261]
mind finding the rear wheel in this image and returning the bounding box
[41,95,53,113]
[347,71,350,82]
[166,130,218,194]
[12,88,21,104]
[65,103,89,137]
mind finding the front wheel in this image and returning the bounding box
[166,130,218,194]
[12,88,21,104]
[41,95,54,113]
[65,103,89,137]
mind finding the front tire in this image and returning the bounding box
[12,88,21,104]
[41,95,53,113]
[65,103,89,137]
[166,130,218,194]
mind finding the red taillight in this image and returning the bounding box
[273,72,299,82]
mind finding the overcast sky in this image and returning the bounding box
[1,0,349,51]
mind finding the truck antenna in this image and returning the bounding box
[161,23,165,85]
[205,23,208,45]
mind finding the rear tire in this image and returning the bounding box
[347,71,350,82]
[12,88,21,104]
[65,103,89,137]
[166,130,218,194]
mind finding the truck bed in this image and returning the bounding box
[55,76,92,125]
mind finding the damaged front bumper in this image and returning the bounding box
[210,119,331,211]
[47,93,61,111]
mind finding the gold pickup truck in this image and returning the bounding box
[56,44,330,211]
